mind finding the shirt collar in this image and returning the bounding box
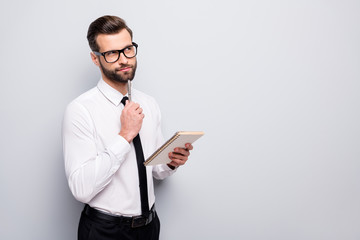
[97,78,127,106]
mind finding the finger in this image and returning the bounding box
[169,152,188,161]
[168,157,186,166]
[185,143,193,150]
[125,101,138,109]
[136,107,143,114]
[173,147,190,157]
[132,102,140,110]
[123,100,134,110]
[167,161,179,168]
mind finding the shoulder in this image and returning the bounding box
[64,87,99,118]
[70,87,99,106]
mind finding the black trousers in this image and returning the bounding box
[78,209,161,240]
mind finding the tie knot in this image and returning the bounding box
[121,96,129,106]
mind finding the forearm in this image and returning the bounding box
[66,142,129,203]
[63,114,130,203]
[152,164,177,180]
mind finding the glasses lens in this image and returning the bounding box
[104,51,120,63]
[123,45,137,58]
[103,45,137,63]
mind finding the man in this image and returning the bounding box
[62,15,193,240]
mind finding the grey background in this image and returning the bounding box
[1,0,359,239]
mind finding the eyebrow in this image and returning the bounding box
[102,44,134,53]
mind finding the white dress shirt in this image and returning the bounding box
[62,79,175,216]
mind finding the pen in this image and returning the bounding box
[127,80,132,101]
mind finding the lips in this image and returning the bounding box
[116,66,132,72]
[119,67,131,72]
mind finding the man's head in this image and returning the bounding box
[87,15,133,52]
[88,15,137,84]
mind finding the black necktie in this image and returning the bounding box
[121,96,149,217]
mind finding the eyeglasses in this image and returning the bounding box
[93,42,138,63]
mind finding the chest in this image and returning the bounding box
[88,101,158,158]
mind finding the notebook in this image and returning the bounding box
[144,131,204,166]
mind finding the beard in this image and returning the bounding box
[100,60,137,83]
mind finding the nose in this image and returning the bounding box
[118,52,128,65]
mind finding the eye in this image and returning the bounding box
[124,46,134,53]
[105,50,118,57]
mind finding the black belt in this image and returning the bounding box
[83,204,156,228]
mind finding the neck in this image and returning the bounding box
[102,76,128,95]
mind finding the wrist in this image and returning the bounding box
[167,164,177,170]
[119,131,134,143]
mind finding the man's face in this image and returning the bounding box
[94,29,137,83]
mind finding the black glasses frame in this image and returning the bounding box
[93,42,138,63]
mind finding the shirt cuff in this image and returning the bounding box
[166,164,178,171]
[106,135,131,164]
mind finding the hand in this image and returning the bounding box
[119,100,144,142]
[167,143,193,169]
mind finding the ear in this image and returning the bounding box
[90,52,100,66]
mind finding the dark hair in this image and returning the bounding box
[87,15,133,52]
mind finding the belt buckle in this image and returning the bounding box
[131,216,147,228]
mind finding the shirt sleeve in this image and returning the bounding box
[62,101,130,203]
[150,100,177,180]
